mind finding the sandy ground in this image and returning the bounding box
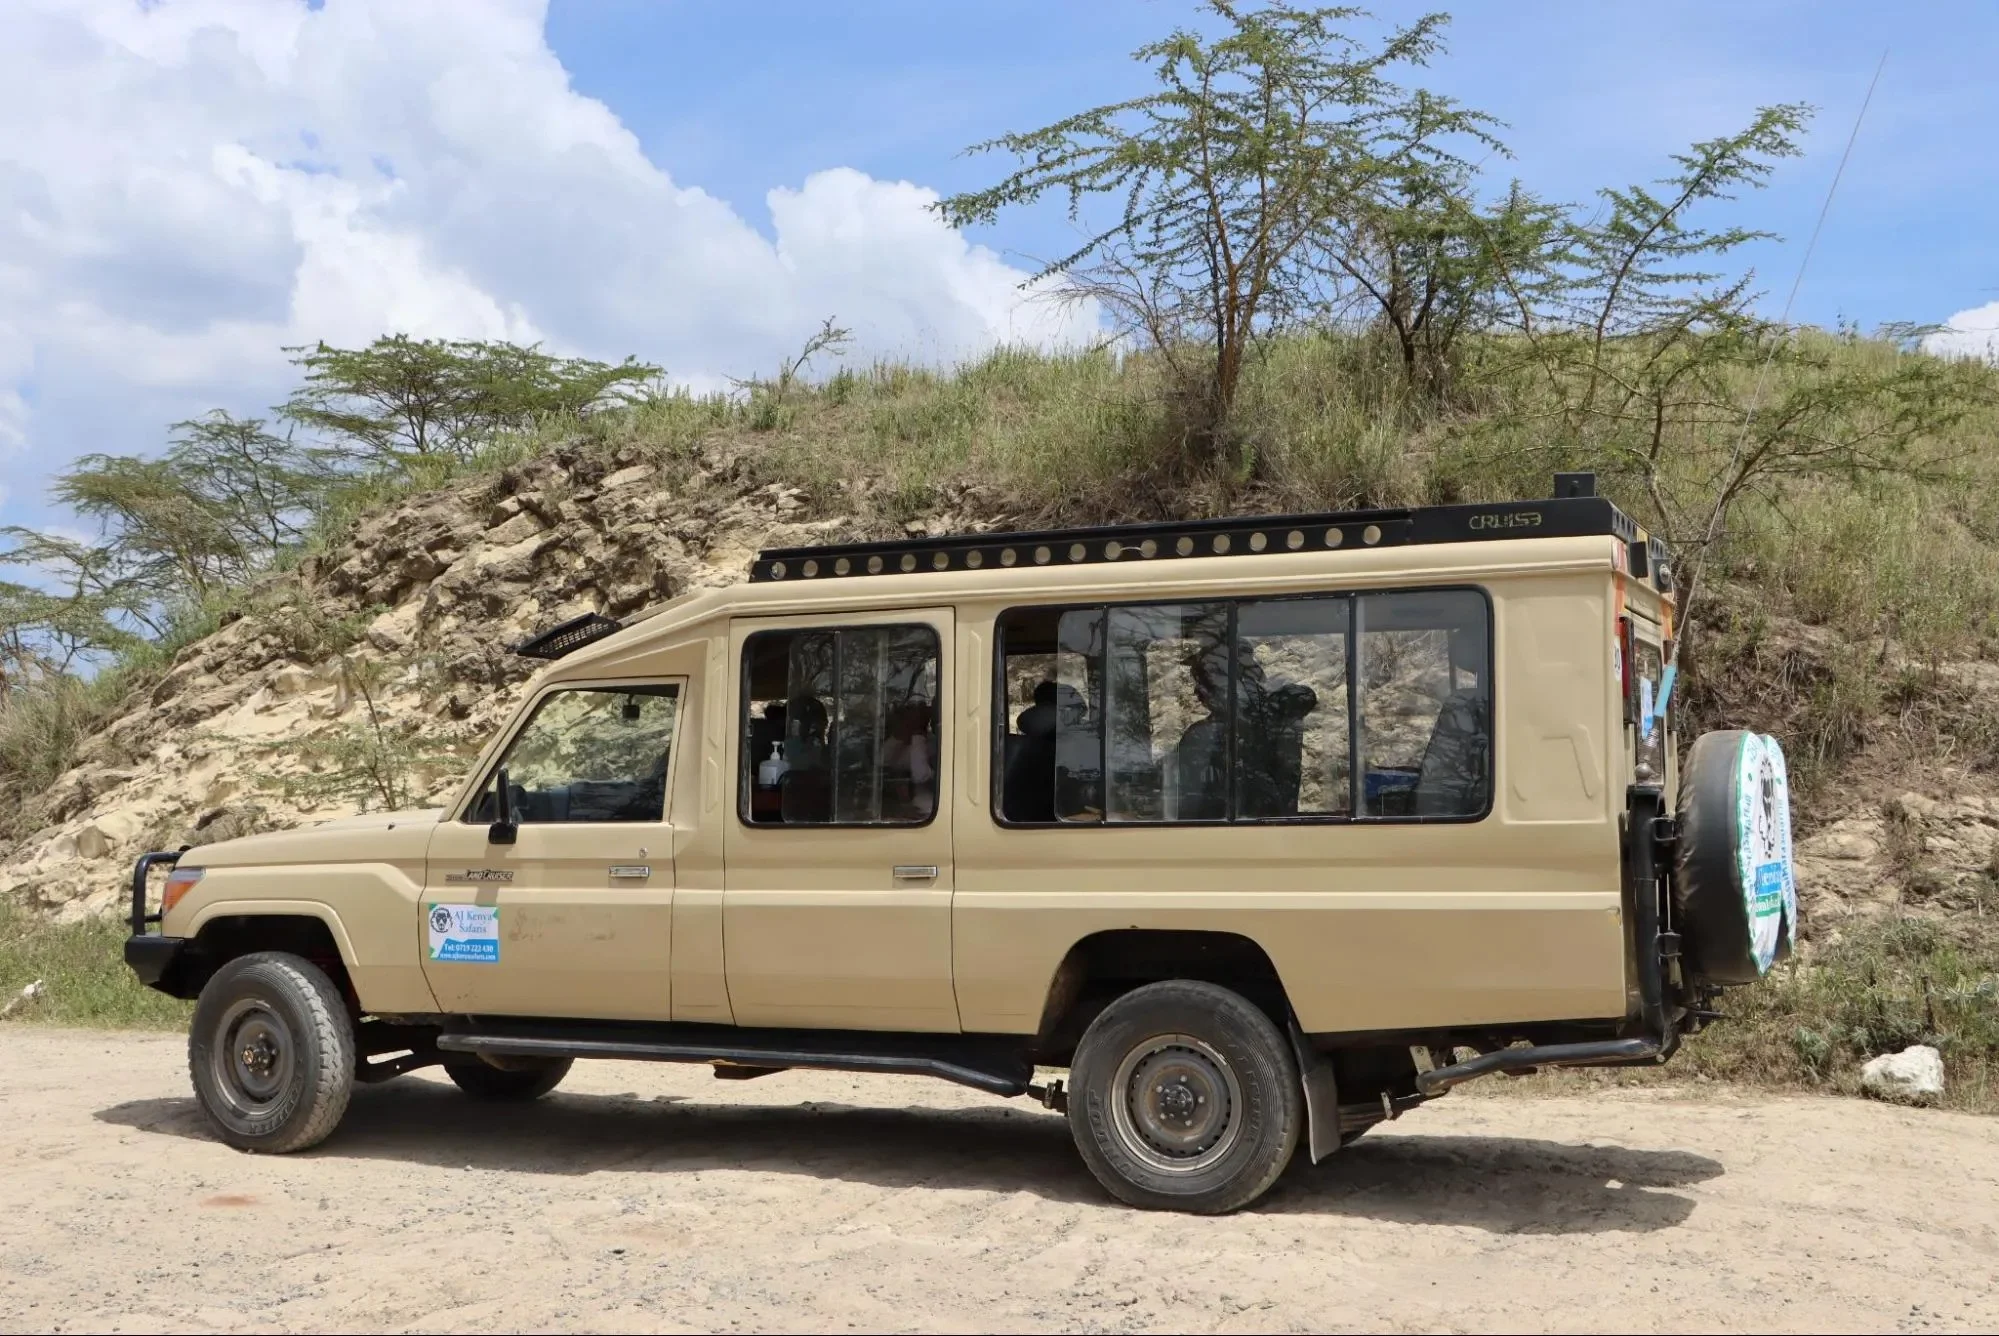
[1,1028,1995,1334]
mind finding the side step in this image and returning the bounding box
[437,1020,1035,1098]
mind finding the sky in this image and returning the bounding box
[2,0,1996,537]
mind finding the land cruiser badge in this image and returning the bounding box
[443,868,514,884]
[426,903,500,963]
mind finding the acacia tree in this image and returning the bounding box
[938,2,1491,464]
[1320,173,1565,400]
[283,336,660,471]
[0,533,147,681]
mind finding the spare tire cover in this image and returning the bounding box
[1674,730,1798,985]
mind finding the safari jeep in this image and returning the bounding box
[123,474,1796,1214]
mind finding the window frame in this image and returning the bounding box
[457,678,686,826]
[736,621,945,831]
[990,585,1494,829]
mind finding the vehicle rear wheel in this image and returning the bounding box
[187,951,354,1153]
[1067,979,1301,1214]
[443,1055,572,1101]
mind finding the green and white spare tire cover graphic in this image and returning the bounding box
[1675,729,1798,985]
[1733,733,1798,973]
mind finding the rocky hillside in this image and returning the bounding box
[0,437,898,919]
[5,429,1997,943]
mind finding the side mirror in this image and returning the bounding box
[488,766,519,845]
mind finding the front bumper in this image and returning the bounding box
[123,934,189,989]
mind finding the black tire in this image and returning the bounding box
[443,1055,572,1101]
[187,952,354,1153]
[1676,729,1797,985]
[1068,980,1302,1214]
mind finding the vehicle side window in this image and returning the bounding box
[995,589,1488,824]
[468,684,679,824]
[1236,597,1349,819]
[1356,590,1490,817]
[996,606,1103,823]
[741,625,940,826]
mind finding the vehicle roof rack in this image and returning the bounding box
[751,473,1673,591]
[514,612,624,660]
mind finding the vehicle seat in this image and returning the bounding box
[1413,689,1490,816]
[1171,716,1227,820]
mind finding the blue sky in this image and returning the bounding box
[547,0,1997,330]
[1,0,1994,537]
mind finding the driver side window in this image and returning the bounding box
[469,684,680,824]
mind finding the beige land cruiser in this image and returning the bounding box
[123,473,1796,1214]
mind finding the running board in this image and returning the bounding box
[1414,1037,1661,1095]
[436,1021,1035,1097]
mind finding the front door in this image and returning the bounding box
[422,680,682,1021]
[723,610,957,1032]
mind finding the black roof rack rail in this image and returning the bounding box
[750,473,1673,591]
[514,612,624,660]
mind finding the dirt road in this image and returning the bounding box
[2,1028,1995,1334]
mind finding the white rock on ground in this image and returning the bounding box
[1860,1045,1945,1105]
[0,980,45,1019]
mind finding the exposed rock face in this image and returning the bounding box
[0,441,897,922]
[1860,1045,1946,1105]
[1795,789,1999,928]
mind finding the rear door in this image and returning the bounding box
[421,680,682,1021]
[722,609,957,1032]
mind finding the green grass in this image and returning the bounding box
[1510,915,1999,1114]
[0,901,190,1031]
[1678,916,1999,1112]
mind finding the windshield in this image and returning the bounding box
[468,683,680,824]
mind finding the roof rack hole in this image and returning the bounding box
[868,555,884,574]
[1363,524,1382,545]
[1103,540,1121,560]
[770,561,787,579]
[1000,548,1018,567]
[1033,546,1051,565]
[1140,538,1158,558]
[1286,530,1304,550]
[1248,532,1268,552]
[932,552,949,570]
[1176,536,1194,556]
[1326,528,1343,548]
[1213,535,1231,555]
[802,560,818,577]
[835,557,851,575]
[966,550,984,569]
[1068,543,1086,562]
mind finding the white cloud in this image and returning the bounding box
[1923,303,1999,364]
[0,0,1096,516]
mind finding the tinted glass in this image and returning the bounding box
[1105,603,1230,821]
[471,685,679,823]
[742,625,940,826]
[1356,590,1490,817]
[997,606,1103,823]
[995,589,1488,826]
[1235,598,1350,818]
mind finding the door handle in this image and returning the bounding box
[892,865,939,880]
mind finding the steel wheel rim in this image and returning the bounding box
[210,997,296,1121]
[1109,1033,1243,1174]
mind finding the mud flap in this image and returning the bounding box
[1287,1017,1340,1164]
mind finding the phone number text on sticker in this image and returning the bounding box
[427,903,500,963]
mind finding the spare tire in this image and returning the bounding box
[1675,730,1798,985]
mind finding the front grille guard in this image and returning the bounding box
[127,850,184,936]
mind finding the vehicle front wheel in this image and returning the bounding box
[187,952,354,1154]
[443,1055,572,1101]
[1067,979,1302,1214]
